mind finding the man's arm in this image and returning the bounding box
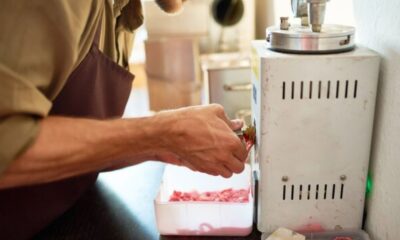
[0,104,247,189]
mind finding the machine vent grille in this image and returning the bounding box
[282,183,345,201]
[282,80,358,100]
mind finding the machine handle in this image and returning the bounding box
[339,35,352,46]
[223,83,252,91]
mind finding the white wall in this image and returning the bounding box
[353,1,400,239]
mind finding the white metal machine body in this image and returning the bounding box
[251,40,380,233]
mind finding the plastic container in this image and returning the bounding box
[262,230,371,240]
[304,230,371,240]
[154,164,253,236]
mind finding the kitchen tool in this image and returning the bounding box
[212,0,244,27]
[211,0,244,51]
[252,0,380,235]
[201,53,251,119]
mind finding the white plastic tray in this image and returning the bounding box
[261,230,371,240]
[154,164,253,236]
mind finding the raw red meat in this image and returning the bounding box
[239,126,255,152]
[169,188,250,203]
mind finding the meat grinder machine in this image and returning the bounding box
[251,0,380,234]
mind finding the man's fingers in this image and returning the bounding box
[223,156,245,174]
[209,104,244,131]
[181,160,198,172]
[227,134,248,163]
[210,104,235,129]
[192,159,233,178]
[219,165,233,178]
[230,119,244,131]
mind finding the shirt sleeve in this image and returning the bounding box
[0,1,102,175]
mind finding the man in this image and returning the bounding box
[0,0,247,238]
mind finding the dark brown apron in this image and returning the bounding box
[0,19,133,240]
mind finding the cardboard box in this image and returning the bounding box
[144,38,201,83]
[147,77,202,111]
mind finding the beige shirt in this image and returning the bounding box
[0,0,143,174]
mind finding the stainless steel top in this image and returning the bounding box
[291,0,330,32]
[266,24,356,54]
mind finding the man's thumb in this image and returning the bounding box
[230,119,244,130]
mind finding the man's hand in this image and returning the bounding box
[0,104,246,189]
[156,104,247,178]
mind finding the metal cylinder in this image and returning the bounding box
[291,0,308,18]
[307,0,329,32]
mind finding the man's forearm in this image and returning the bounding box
[0,116,165,189]
[0,104,249,189]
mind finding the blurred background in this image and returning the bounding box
[125,0,355,122]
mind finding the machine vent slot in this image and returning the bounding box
[318,81,322,99]
[291,82,295,99]
[354,80,358,98]
[327,81,331,99]
[291,185,295,200]
[282,82,286,99]
[336,81,340,98]
[332,184,336,199]
[340,183,345,199]
[283,185,286,200]
[299,185,303,200]
[282,183,345,201]
[300,81,304,99]
[282,80,359,100]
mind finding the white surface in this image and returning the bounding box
[129,26,148,64]
[251,41,380,233]
[154,164,253,236]
[265,228,305,240]
[123,88,151,118]
[353,1,400,240]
